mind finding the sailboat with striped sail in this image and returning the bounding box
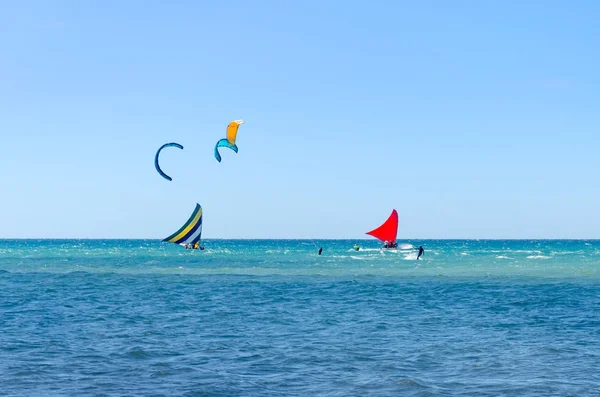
[163,203,204,249]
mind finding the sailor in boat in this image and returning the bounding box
[184,242,204,250]
[192,242,205,250]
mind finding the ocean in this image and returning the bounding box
[1,239,598,396]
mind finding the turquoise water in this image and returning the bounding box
[1,239,599,396]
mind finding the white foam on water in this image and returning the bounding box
[551,251,583,256]
[527,255,552,259]
[403,252,418,260]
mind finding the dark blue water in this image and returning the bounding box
[1,240,599,396]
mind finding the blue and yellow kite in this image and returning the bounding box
[214,120,244,162]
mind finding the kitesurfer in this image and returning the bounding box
[417,246,424,260]
[353,244,360,251]
[318,247,323,255]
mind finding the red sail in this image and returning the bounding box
[365,209,398,243]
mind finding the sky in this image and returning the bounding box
[1,0,599,239]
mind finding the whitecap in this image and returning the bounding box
[403,252,418,260]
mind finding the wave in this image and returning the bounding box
[403,252,418,260]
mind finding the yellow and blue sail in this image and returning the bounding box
[163,204,203,246]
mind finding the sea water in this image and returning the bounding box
[0,239,599,396]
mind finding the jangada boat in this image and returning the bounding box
[163,203,204,250]
[365,209,398,249]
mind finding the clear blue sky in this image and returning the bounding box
[1,1,599,239]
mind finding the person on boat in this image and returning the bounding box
[417,246,424,260]
[383,241,398,249]
[184,243,190,249]
[318,247,323,255]
[191,242,205,250]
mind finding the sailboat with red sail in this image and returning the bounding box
[366,209,399,248]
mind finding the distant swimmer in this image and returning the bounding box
[417,246,424,260]
[318,247,323,255]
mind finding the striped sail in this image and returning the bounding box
[163,204,203,246]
